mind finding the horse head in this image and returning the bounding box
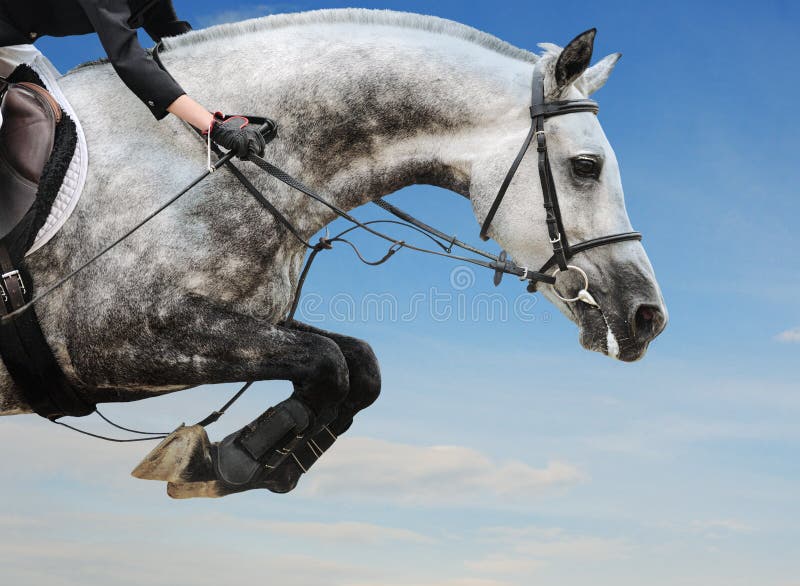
[472,30,667,361]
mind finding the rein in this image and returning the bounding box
[242,152,555,320]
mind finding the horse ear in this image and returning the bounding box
[578,53,621,96]
[555,29,596,91]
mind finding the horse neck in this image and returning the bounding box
[164,25,533,229]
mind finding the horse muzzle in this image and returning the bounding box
[554,260,668,361]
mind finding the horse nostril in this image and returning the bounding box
[633,304,665,340]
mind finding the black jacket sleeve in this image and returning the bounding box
[136,1,192,42]
[76,0,185,119]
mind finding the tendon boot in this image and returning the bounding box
[214,398,311,488]
[262,424,339,493]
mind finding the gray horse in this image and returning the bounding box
[0,10,666,498]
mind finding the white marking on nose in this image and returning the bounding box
[606,328,620,359]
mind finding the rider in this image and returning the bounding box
[0,0,265,158]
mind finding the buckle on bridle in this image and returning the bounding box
[534,129,546,151]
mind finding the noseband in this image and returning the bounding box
[479,64,642,295]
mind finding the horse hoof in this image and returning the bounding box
[165,462,303,498]
[166,480,239,499]
[131,424,214,483]
[166,477,298,499]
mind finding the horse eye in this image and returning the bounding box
[571,156,601,179]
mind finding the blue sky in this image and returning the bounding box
[3,1,799,585]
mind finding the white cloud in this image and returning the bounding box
[690,519,756,537]
[0,418,159,506]
[477,526,633,564]
[0,422,584,507]
[198,3,299,27]
[264,520,433,543]
[465,554,544,575]
[480,526,565,541]
[350,579,512,586]
[301,437,586,505]
[203,515,435,544]
[0,515,46,529]
[776,327,800,343]
[0,510,436,586]
[0,418,156,493]
[4,541,370,586]
[580,415,800,460]
[514,536,632,561]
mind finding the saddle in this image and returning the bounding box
[0,69,92,420]
[0,80,60,242]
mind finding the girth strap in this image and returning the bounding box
[0,241,94,419]
[0,244,25,310]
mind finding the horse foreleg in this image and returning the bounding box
[162,320,381,499]
[120,304,351,497]
[256,319,382,493]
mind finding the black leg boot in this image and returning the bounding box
[214,398,312,488]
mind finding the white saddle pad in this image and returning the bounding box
[13,50,89,256]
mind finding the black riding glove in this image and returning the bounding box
[209,115,266,160]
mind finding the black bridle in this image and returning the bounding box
[480,64,642,293]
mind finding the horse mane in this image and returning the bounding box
[160,8,540,64]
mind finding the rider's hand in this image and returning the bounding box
[208,114,266,160]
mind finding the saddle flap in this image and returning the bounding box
[0,82,59,240]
